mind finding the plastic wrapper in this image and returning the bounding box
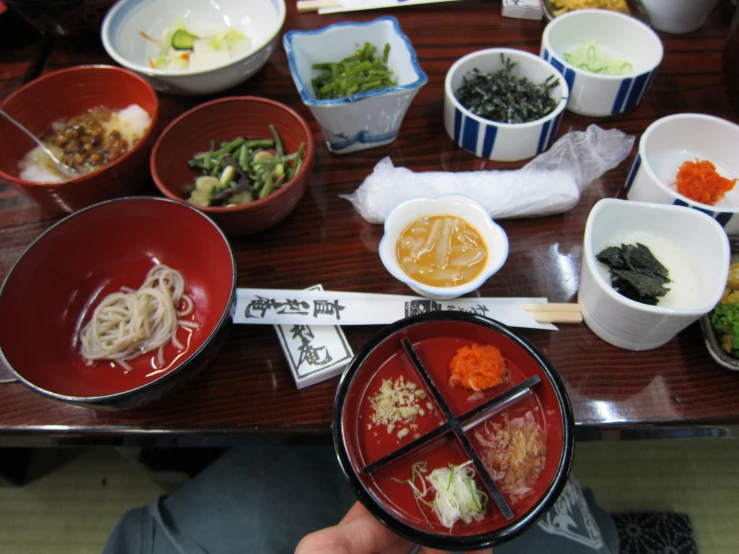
[341,125,635,224]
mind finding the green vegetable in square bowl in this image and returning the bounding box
[283,17,427,155]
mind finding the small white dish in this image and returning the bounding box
[540,9,663,117]
[379,194,509,300]
[640,0,721,34]
[625,113,739,235]
[443,48,568,162]
[283,17,427,155]
[579,198,729,351]
[102,0,286,96]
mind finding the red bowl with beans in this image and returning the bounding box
[151,96,315,236]
[0,65,159,213]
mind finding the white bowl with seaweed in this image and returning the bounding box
[283,17,427,155]
[444,48,568,162]
[579,199,730,351]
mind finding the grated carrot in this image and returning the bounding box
[674,159,737,206]
[449,343,507,392]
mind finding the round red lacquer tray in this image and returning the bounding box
[332,311,574,551]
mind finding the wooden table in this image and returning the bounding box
[1,1,738,446]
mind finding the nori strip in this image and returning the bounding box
[596,243,671,305]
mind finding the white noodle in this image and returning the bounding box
[79,265,198,371]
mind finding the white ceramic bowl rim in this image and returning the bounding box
[584,198,729,315]
[638,113,739,211]
[445,48,569,129]
[101,0,287,77]
[282,16,429,106]
[380,193,510,295]
[541,9,663,81]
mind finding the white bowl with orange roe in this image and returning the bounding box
[625,113,739,236]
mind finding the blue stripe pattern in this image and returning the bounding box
[625,154,641,192]
[453,109,462,143]
[672,198,732,227]
[461,117,480,153]
[715,212,733,228]
[537,120,551,154]
[611,78,633,115]
[546,52,575,93]
[623,72,651,113]
[481,125,498,159]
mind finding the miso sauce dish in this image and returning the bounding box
[333,312,574,550]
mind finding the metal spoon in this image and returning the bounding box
[0,109,81,179]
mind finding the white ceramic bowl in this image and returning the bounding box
[379,194,509,300]
[102,0,286,96]
[579,198,729,351]
[640,0,721,34]
[444,48,568,162]
[625,113,739,235]
[541,9,662,117]
[283,17,427,155]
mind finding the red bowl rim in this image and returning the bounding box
[150,95,314,214]
[0,64,160,188]
[0,196,237,404]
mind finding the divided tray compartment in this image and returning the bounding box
[333,311,574,551]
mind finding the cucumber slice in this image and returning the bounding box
[172,29,198,51]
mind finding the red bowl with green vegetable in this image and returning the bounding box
[151,96,314,236]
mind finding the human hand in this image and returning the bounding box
[295,501,492,554]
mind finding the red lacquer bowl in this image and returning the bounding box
[333,311,574,550]
[0,197,236,409]
[0,65,159,213]
[151,96,314,237]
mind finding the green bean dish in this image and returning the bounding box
[184,125,305,208]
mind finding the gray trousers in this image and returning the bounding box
[103,446,619,554]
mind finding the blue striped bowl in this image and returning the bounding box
[541,9,662,117]
[444,48,568,162]
[625,113,739,236]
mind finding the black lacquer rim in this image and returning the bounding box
[332,311,575,550]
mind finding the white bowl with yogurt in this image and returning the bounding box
[579,198,729,351]
[102,0,286,96]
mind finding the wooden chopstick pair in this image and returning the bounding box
[522,303,582,324]
[297,0,342,12]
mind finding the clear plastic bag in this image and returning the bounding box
[341,125,635,224]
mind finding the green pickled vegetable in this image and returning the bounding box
[563,41,633,75]
[454,55,559,124]
[311,42,396,100]
[183,129,305,208]
[171,28,198,51]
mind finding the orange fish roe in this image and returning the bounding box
[449,343,507,392]
[674,159,737,206]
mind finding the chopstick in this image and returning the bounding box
[522,303,582,324]
[297,0,342,12]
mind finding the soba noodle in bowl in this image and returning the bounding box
[79,264,199,371]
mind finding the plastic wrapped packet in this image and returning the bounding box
[341,125,634,224]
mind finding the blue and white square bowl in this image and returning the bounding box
[625,113,739,236]
[540,9,663,117]
[283,17,427,155]
[443,48,568,162]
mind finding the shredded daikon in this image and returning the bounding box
[396,461,487,528]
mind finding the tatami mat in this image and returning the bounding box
[574,439,739,554]
[0,439,737,553]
